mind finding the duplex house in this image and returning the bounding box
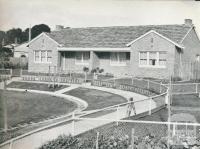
[28,19,200,79]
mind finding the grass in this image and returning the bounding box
[172,94,200,107]
[7,81,69,92]
[171,94,200,124]
[0,90,77,128]
[64,87,126,111]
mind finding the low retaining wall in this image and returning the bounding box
[22,75,84,84]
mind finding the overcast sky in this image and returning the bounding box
[0,0,200,34]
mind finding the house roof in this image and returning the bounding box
[14,42,29,52]
[46,24,191,48]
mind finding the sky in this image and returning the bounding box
[0,0,200,34]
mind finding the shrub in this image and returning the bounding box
[39,135,79,149]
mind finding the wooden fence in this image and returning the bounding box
[174,62,200,80]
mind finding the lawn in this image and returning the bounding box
[7,81,69,92]
[172,94,200,107]
[0,90,77,128]
[171,94,200,124]
[64,87,126,111]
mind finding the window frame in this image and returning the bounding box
[139,51,166,68]
[47,50,52,63]
[75,51,90,65]
[110,52,127,66]
[34,51,40,63]
[34,50,52,63]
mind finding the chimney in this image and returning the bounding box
[55,25,64,31]
[184,19,193,27]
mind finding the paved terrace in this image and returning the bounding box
[1,81,156,149]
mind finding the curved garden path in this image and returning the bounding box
[0,83,155,149]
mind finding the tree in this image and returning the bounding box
[5,28,23,44]
[21,28,29,43]
[0,31,6,47]
[31,24,51,39]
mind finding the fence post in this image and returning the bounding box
[196,83,198,93]
[159,83,162,93]
[172,123,176,136]
[71,112,75,136]
[147,80,150,90]
[116,105,119,126]
[10,69,13,77]
[149,98,152,115]
[20,69,23,77]
[96,131,99,149]
[131,76,134,85]
[9,140,13,149]
[3,80,8,132]
[131,128,135,149]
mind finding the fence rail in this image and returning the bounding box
[92,77,168,97]
[3,78,200,148]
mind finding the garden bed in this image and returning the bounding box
[64,87,127,111]
[7,81,69,92]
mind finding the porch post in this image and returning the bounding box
[89,51,94,70]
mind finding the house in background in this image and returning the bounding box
[3,43,19,53]
[13,42,29,58]
[27,19,200,79]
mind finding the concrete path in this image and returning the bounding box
[54,84,79,94]
[1,99,155,149]
[1,83,155,149]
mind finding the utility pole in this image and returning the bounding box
[29,24,31,42]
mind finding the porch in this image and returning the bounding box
[59,50,131,76]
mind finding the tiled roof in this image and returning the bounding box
[47,24,191,48]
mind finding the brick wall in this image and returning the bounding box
[28,34,59,73]
[130,32,176,79]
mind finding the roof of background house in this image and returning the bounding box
[46,24,191,48]
[14,42,29,52]
[3,43,19,49]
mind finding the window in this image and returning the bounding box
[139,52,147,65]
[41,51,46,62]
[149,52,157,66]
[34,51,40,62]
[75,52,90,65]
[47,51,52,62]
[139,51,166,68]
[34,50,52,63]
[110,52,127,66]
